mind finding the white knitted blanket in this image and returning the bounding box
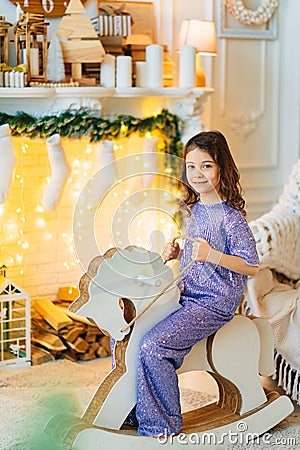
[249,159,300,280]
[243,268,300,405]
[243,159,300,405]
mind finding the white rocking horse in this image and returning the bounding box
[45,246,293,449]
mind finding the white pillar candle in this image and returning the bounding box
[4,71,9,87]
[21,48,27,65]
[146,44,163,88]
[19,72,25,88]
[30,48,39,76]
[100,54,116,87]
[179,45,196,88]
[14,71,20,88]
[0,71,3,87]
[135,61,147,87]
[9,71,15,88]
[116,55,132,88]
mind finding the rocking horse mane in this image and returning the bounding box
[69,246,138,324]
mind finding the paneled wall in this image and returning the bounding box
[210,0,300,219]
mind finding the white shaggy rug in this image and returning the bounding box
[0,360,299,450]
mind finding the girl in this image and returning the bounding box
[135,130,259,437]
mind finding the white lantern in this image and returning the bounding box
[0,274,31,368]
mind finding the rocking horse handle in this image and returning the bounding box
[172,234,200,245]
[120,259,195,333]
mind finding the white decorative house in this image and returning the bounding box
[0,274,31,368]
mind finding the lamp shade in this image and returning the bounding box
[178,20,217,55]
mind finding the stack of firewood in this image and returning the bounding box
[30,287,111,365]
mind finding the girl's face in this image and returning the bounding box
[185,148,221,201]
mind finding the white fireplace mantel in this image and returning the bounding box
[0,86,214,142]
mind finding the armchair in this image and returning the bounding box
[241,159,300,405]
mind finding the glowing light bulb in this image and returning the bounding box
[36,205,44,213]
[16,254,23,263]
[86,147,92,154]
[37,218,45,228]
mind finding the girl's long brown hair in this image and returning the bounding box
[181,131,246,216]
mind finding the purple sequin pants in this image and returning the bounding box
[136,300,230,436]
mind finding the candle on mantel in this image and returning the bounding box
[100,53,116,87]
[146,44,163,88]
[135,61,147,87]
[179,45,196,88]
[116,55,132,88]
[16,2,23,22]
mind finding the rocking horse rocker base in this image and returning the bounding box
[70,393,293,449]
[44,247,294,449]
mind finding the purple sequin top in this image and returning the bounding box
[179,201,259,317]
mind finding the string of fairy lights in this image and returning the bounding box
[0,109,183,279]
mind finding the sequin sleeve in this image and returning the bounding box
[225,208,259,267]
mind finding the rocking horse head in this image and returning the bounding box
[70,246,180,341]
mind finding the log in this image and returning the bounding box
[61,349,78,362]
[98,335,111,354]
[32,331,67,352]
[78,343,99,361]
[31,346,55,366]
[97,346,110,358]
[61,325,86,343]
[57,306,97,327]
[67,336,89,353]
[33,299,73,331]
[85,328,102,343]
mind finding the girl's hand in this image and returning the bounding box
[162,241,180,263]
[192,238,211,262]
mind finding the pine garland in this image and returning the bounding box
[0,108,184,157]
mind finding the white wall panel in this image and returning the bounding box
[211,0,300,219]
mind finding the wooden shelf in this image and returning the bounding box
[0,86,213,99]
